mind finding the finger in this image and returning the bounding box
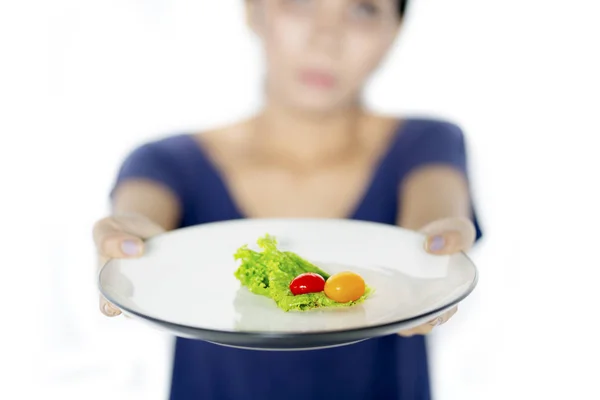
[398,324,434,337]
[111,213,165,239]
[425,231,465,255]
[100,233,144,258]
[421,217,476,255]
[100,296,122,317]
[398,307,458,337]
[428,307,458,326]
[93,218,144,258]
[444,306,458,321]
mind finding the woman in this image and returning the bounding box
[93,0,483,399]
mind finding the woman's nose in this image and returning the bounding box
[309,7,344,53]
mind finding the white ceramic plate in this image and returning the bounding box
[99,219,478,350]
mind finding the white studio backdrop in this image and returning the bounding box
[1,0,599,399]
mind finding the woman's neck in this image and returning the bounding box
[250,102,367,167]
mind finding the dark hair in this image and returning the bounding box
[398,0,409,17]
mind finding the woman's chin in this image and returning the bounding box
[285,92,354,115]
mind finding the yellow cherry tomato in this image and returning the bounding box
[324,272,366,303]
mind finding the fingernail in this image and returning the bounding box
[121,240,141,256]
[428,236,445,252]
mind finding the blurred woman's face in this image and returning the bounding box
[248,0,400,113]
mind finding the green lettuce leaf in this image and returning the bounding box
[233,234,372,312]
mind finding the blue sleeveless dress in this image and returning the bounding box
[113,118,483,400]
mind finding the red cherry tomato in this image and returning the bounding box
[289,273,326,296]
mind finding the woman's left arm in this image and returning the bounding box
[396,165,478,336]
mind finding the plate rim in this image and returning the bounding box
[136,217,430,244]
[97,218,479,342]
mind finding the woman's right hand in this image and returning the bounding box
[93,213,165,317]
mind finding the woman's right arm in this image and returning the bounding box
[93,180,181,317]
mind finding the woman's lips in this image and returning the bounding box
[298,69,337,89]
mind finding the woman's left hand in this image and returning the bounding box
[398,217,477,337]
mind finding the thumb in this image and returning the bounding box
[420,217,476,255]
[100,233,145,258]
[93,217,145,258]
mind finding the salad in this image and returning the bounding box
[234,234,372,312]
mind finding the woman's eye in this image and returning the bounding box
[285,0,312,5]
[282,0,314,12]
[351,2,380,18]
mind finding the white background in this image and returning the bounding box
[1,0,599,399]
